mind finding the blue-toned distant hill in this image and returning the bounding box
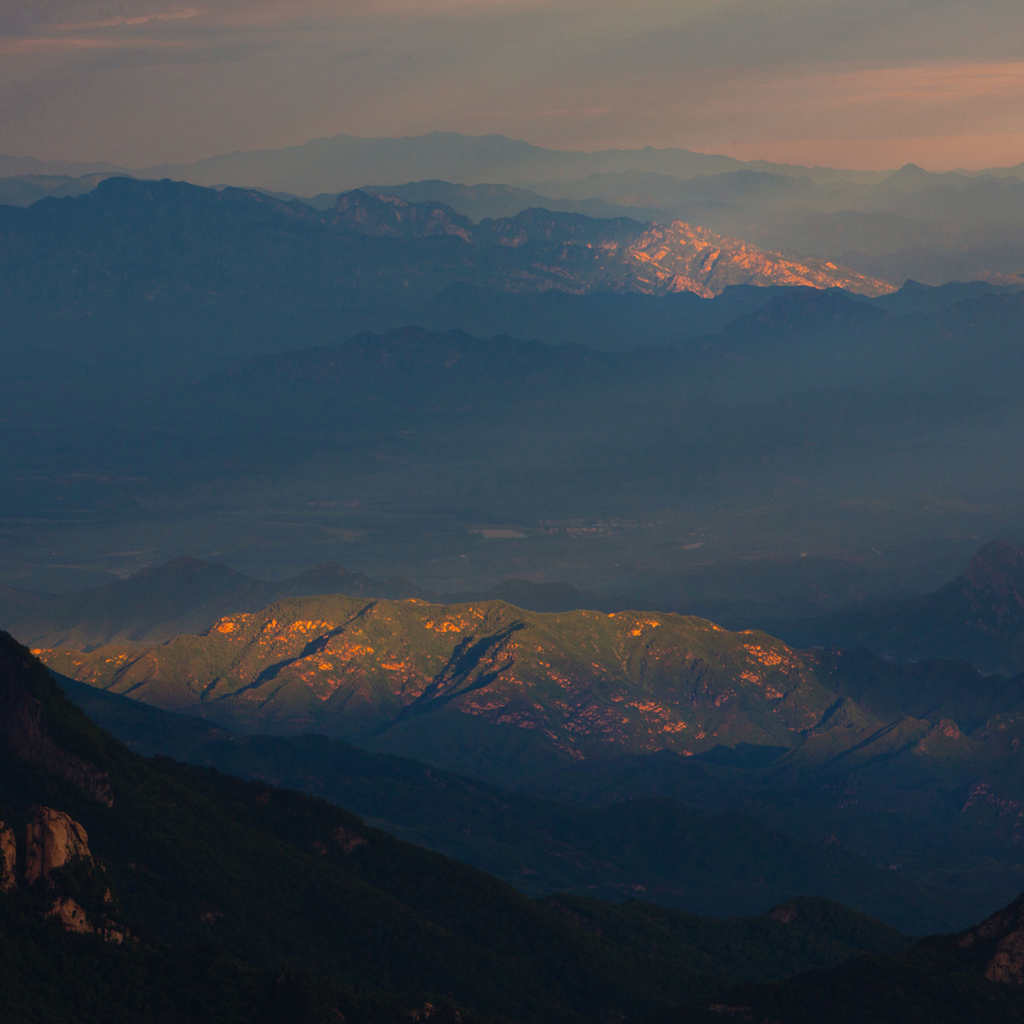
[2,176,1023,624]
[788,541,1024,676]
[117,131,1024,283]
[0,558,428,649]
[0,176,892,303]
[138,131,754,194]
[0,172,111,206]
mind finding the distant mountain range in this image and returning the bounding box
[789,540,1024,675]
[6,131,1024,1021]
[3,203,1024,620]
[34,590,1023,775]
[135,132,782,195]
[8,130,1024,282]
[0,558,426,650]
[10,539,1024,676]
[29,580,1024,924]
[0,172,111,207]
[1,176,891,299]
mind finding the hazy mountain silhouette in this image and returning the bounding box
[790,541,1024,675]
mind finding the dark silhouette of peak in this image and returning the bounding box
[712,891,1024,1022]
[0,632,115,805]
[881,162,935,188]
[2,555,431,649]
[723,286,881,343]
[875,277,1018,315]
[795,540,1024,675]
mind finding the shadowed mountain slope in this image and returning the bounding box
[36,594,1024,788]
[658,896,1024,1023]
[3,182,1024,627]
[35,592,1024,930]
[36,595,864,750]
[791,541,1024,676]
[56,675,952,932]
[1,177,891,304]
[126,131,1024,282]
[0,558,426,650]
[1,632,959,1022]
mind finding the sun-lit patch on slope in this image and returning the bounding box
[37,595,876,761]
[619,221,895,298]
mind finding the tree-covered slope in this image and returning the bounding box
[655,896,1024,1024]
[0,631,949,1022]
[34,593,1024,932]
[56,676,952,932]
[40,593,1024,779]
[37,595,859,756]
[792,541,1024,676]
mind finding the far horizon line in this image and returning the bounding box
[5,129,1023,178]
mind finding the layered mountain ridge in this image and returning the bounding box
[35,597,866,753]
[35,586,1024,925]
[0,557,426,650]
[793,540,1024,675]
[36,593,1024,778]
[1,177,892,301]
[10,629,1021,1021]
[327,187,894,297]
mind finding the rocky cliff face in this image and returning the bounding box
[620,221,894,298]
[0,803,122,940]
[24,806,93,885]
[0,634,125,939]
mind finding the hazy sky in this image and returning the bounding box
[3,0,1024,169]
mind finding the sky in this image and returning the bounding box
[3,0,1024,170]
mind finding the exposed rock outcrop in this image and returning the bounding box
[47,897,92,935]
[621,220,894,298]
[2,805,126,942]
[24,806,93,885]
[323,188,894,297]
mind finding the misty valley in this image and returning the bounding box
[2,131,1024,1023]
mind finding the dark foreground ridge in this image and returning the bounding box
[1,631,1023,1021]
[2,634,1024,1019]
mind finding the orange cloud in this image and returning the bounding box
[687,59,1024,167]
[53,9,203,32]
